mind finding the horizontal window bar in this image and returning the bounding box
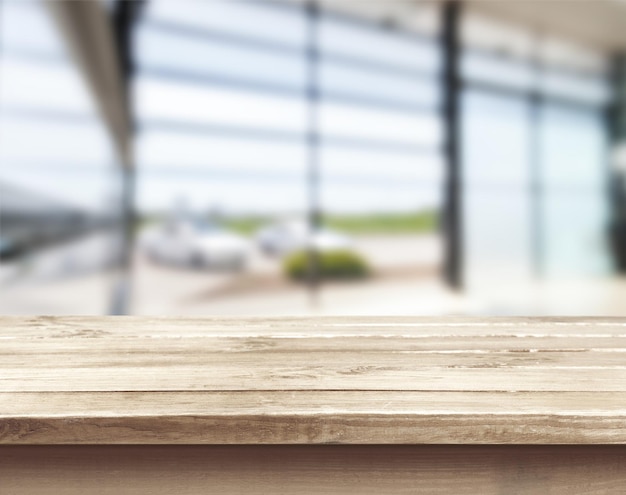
[143,19,303,57]
[0,106,98,124]
[138,118,440,155]
[139,164,441,187]
[137,66,439,115]
[464,79,608,111]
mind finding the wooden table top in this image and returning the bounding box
[1,316,626,445]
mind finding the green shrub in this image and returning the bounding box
[284,250,370,281]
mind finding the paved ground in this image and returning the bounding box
[0,232,119,314]
[130,233,626,317]
[130,234,442,314]
[2,233,625,316]
[132,261,626,317]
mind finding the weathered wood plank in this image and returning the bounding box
[1,365,626,392]
[2,445,626,494]
[4,349,626,368]
[2,391,626,444]
[1,317,626,445]
[2,315,626,338]
[5,391,626,417]
[2,335,626,353]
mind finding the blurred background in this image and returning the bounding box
[1,0,625,316]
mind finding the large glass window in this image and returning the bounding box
[316,12,443,297]
[135,0,308,216]
[0,0,122,314]
[461,90,533,288]
[461,14,612,292]
[2,0,616,316]
[130,0,445,315]
[539,104,610,276]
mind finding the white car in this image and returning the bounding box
[141,219,249,270]
[256,220,351,256]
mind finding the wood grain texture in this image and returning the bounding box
[2,445,626,494]
[1,316,626,444]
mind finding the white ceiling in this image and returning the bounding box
[465,0,626,53]
[285,1,626,54]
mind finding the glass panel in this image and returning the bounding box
[462,91,531,186]
[320,60,438,108]
[0,0,122,314]
[462,51,535,91]
[1,0,66,56]
[541,191,611,277]
[134,1,445,315]
[540,70,610,106]
[540,105,606,188]
[321,183,441,215]
[463,189,533,287]
[320,102,441,146]
[461,90,533,288]
[135,79,307,132]
[320,147,443,183]
[133,0,309,315]
[136,173,306,216]
[317,14,443,301]
[1,58,97,114]
[319,15,439,73]
[539,103,610,277]
[137,132,306,174]
[137,25,306,90]
[147,0,307,46]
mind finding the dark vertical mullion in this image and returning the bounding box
[530,37,544,279]
[306,1,321,303]
[441,1,463,290]
[110,0,144,315]
[608,55,626,273]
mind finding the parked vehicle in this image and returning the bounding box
[140,219,250,270]
[256,219,351,256]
